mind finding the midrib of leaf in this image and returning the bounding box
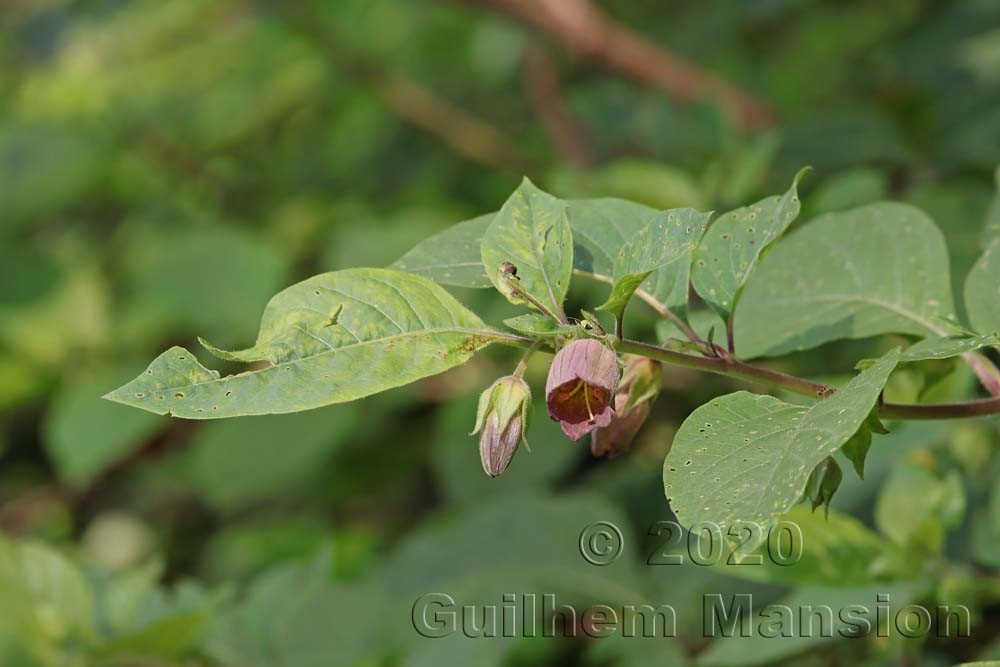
[525,197,562,315]
[768,293,949,336]
[165,326,508,395]
[810,231,945,333]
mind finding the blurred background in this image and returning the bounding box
[2,0,1000,665]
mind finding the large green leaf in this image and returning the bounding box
[481,178,573,315]
[186,407,360,510]
[596,208,712,317]
[0,536,96,655]
[691,170,805,322]
[984,166,1000,247]
[965,239,1000,335]
[393,197,699,312]
[122,225,289,349]
[391,214,493,288]
[105,269,501,418]
[44,365,164,485]
[712,506,905,588]
[696,583,917,667]
[900,333,1000,362]
[735,203,957,359]
[875,460,965,554]
[663,349,899,549]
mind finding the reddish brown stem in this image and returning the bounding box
[464,0,776,130]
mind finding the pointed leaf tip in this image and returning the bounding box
[108,269,499,419]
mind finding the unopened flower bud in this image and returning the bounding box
[472,375,532,477]
[545,339,619,441]
[591,355,662,457]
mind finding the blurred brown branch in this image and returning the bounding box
[464,0,776,131]
[522,42,593,167]
[368,71,530,171]
[283,6,530,172]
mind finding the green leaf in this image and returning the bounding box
[984,165,1000,247]
[691,169,806,322]
[714,505,905,587]
[213,559,392,667]
[481,178,572,315]
[596,208,712,317]
[390,214,493,288]
[185,407,360,510]
[43,365,164,485]
[841,420,873,479]
[122,225,289,348]
[105,269,501,418]
[900,332,1000,361]
[736,202,958,359]
[501,313,575,337]
[965,239,1000,335]
[875,460,965,553]
[393,197,699,313]
[663,349,899,549]
[0,536,96,645]
[696,583,917,667]
[804,455,843,516]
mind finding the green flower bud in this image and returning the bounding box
[472,375,532,477]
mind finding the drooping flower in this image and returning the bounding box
[591,355,662,457]
[545,339,619,441]
[472,375,531,477]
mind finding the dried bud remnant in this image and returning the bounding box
[545,339,619,441]
[591,355,662,457]
[496,262,526,305]
[473,375,532,477]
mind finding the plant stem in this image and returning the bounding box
[506,278,569,325]
[878,396,1000,420]
[577,269,712,352]
[495,333,1000,420]
[512,340,543,377]
[614,339,833,398]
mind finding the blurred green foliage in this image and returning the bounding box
[2,0,1000,665]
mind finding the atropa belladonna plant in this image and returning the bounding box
[106,173,1000,547]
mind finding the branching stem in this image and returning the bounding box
[495,334,1000,421]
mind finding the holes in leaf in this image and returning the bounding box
[174,392,185,399]
[225,391,232,397]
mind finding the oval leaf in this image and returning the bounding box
[394,197,695,312]
[502,313,575,337]
[691,169,806,322]
[104,269,500,418]
[663,349,899,550]
[596,208,712,317]
[965,239,1000,335]
[736,202,957,358]
[900,333,1000,362]
[481,178,572,316]
[391,214,493,288]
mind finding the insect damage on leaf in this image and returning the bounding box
[106,269,503,418]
